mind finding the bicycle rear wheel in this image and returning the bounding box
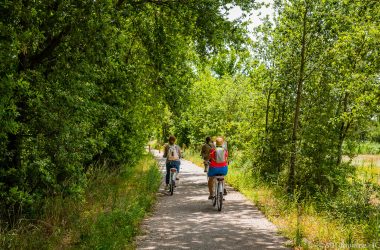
[217,191,223,211]
[169,173,174,195]
[217,182,223,211]
[169,183,174,195]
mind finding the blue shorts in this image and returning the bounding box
[208,166,228,177]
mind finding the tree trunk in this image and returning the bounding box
[288,5,308,193]
[265,87,272,134]
[336,93,350,165]
[6,134,22,170]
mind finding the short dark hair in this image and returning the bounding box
[205,136,211,143]
[169,135,176,143]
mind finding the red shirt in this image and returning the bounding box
[209,147,228,167]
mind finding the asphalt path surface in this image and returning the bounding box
[136,150,290,250]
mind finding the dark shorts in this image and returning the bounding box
[208,166,228,177]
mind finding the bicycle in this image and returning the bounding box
[212,175,225,211]
[169,167,177,195]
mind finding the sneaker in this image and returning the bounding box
[223,188,227,195]
[208,195,214,200]
[176,176,179,180]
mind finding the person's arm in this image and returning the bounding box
[205,146,211,161]
[177,145,182,158]
[201,144,206,158]
[201,144,206,160]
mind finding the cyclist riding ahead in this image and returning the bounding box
[201,136,214,173]
[208,137,228,200]
[163,135,182,190]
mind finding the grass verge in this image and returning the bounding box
[0,153,161,250]
[184,149,378,249]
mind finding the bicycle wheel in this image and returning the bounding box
[216,182,223,211]
[170,182,174,195]
[212,179,217,206]
[169,173,174,195]
[217,191,223,211]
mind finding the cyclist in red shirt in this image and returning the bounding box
[207,137,228,199]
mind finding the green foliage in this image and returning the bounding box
[176,0,380,196]
[172,0,379,245]
[1,0,379,247]
[368,118,380,143]
[0,154,161,250]
[77,157,161,249]
[344,141,380,155]
[0,0,257,222]
[326,181,379,223]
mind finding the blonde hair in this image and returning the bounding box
[215,137,224,146]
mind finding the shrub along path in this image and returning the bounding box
[136,150,290,249]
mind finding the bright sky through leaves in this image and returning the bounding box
[227,0,273,30]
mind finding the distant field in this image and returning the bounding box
[343,154,380,185]
[343,154,380,167]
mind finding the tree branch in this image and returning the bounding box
[28,25,71,70]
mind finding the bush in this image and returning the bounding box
[0,154,161,249]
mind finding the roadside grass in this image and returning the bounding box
[184,149,375,249]
[0,153,161,250]
[357,164,380,185]
[343,141,380,184]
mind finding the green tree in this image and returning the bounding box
[0,0,259,222]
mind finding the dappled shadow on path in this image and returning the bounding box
[137,150,290,250]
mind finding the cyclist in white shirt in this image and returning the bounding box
[163,135,182,189]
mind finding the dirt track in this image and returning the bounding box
[136,150,290,250]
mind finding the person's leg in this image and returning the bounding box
[222,166,228,195]
[207,167,215,198]
[208,177,214,198]
[174,161,180,180]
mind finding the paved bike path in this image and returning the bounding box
[136,150,290,250]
